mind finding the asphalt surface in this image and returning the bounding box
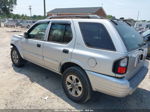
[0,27,150,110]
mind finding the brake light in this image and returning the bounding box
[117,67,127,74]
[113,57,128,74]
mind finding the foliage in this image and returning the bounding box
[0,14,46,20]
[0,0,46,20]
[32,15,46,20]
[107,15,116,19]
[0,0,17,16]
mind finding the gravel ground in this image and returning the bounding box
[0,27,150,110]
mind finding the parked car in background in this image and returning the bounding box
[15,19,23,27]
[142,30,150,58]
[4,20,17,27]
[20,20,36,28]
[135,22,150,34]
[145,24,150,31]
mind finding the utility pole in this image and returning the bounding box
[101,3,103,7]
[137,11,140,21]
[29,5,32,17]
[100,0,103,7]
[43,0,46,16]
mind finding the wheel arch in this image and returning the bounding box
[11,43,24,58]
[60,62,84,74]
[60,62,92,89]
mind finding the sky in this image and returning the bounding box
[13,0,150,20]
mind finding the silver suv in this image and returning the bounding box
[10,15,148,103]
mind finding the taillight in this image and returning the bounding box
[113,57,128,74]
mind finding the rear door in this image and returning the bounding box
[43,21,75,72]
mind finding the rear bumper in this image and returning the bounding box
[86,66,148,97]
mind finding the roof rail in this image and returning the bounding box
[47,15,101,19]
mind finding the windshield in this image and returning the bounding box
[113,21,144,51]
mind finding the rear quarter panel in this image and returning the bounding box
[71,19,127,77]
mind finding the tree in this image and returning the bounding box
[0,0,17,16]
[107,15,116,19]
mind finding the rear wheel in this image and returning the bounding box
[11,47,26,67]
[62,66,92,103]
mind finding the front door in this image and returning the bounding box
[22,22,49,65]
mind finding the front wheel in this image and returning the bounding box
[11,47,26,67]
[62,66,92,103]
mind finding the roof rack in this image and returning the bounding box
[47,15,101,19]
[110,18,132,26]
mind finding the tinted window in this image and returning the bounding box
[79,22,115,51]
[113,21,144,51]
[48,23,72,43]
[28,23,49,41]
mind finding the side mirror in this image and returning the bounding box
[24,32,29,39]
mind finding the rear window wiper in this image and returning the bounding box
[111,20,118,25]
[124,21,131,26]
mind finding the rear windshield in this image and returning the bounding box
[113,21,144,51]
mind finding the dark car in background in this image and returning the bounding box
[142,30,150,58]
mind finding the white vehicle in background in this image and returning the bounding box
[4,20,17,27]
[20,20,36,28]
[134,22,150,34]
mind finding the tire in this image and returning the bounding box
[62,66,92,103]
[11,47,26,67]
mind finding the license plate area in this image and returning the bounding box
[134,53,145,67]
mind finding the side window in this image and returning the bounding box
[48,23,72,43]
[28,23,49,41]
[79,22,115,51]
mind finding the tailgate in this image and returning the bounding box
[125,45,148,80]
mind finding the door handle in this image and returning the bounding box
[37,44,41,48]
[62,49,69,54]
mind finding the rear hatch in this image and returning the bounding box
[113,21,148,80]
